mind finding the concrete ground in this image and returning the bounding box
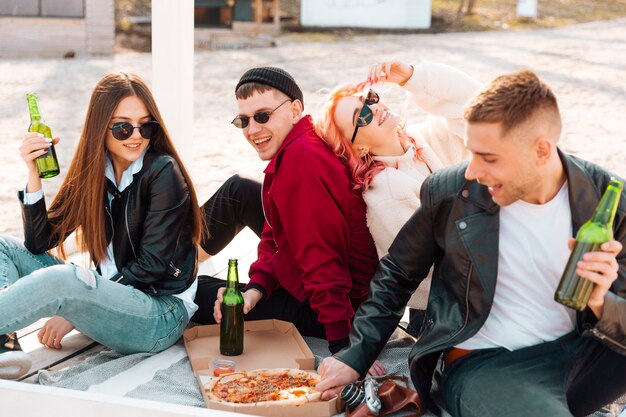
[0,17,625,238]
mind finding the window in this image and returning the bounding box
[0,0,84,18]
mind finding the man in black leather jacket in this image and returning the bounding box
[317,69,626,416]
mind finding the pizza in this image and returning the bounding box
[205,368,321,406]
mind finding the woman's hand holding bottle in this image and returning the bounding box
[19,133,59,192]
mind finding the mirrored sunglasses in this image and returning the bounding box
[109,121,160,141]
[351,89,380,143]
[231,99,291,129]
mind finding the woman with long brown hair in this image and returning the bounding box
[0,72,203,380]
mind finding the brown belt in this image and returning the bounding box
[443,347,474,367]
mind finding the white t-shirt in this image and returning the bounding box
[457,183,576,351]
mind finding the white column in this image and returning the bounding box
[85,0,115,54]
[151,0,194,165]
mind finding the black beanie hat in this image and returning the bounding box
[235,67,304,106]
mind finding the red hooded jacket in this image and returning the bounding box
[247,116,378,341]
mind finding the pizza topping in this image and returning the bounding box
[207,369,320,404]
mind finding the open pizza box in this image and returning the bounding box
[183,319,338,417]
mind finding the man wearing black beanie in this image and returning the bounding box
[193,67,380,359]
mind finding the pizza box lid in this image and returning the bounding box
[183,319,337,416]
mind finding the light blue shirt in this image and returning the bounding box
[22,188,44,205]
[100,146,149,279]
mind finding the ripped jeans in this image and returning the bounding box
[0,235,187,354]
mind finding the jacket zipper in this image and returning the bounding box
[260,180,272,229]
[105,203,115,244]
[589,327,626,351]
[170,262,181,277]
[107,203,125,284]
[124,199,137,258]
[417,264,473,351]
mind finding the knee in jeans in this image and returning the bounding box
[39,264,98,289]
[74,266,97,288]
[0,235,20,252]
[224,174,244,187]
[224,174,257,198]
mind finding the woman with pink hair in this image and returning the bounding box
[316,60,481,313]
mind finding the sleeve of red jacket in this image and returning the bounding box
[272,144,354,342]
[247,218,281,297]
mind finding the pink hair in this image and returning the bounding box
[315,82,423,190]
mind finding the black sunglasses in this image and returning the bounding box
[109,121,160,141]
[351,89,380,144]
[231,99,291,129]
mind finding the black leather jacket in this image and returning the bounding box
[336,150,626,414]
[20,149,197,296]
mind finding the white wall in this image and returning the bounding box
[0,17,85,57]
[301,0,431,29]
[0,0,113,57]
[85,0,114,55]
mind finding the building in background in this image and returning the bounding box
[0,0,433,56]
[0,0,114,57]
[194,0,281,49]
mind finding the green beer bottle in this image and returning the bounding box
[220,258,244,356]
[26,92,60,178]
[555,179,623,310]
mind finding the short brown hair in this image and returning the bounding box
[235,82,276,100]
[464,69,560,135]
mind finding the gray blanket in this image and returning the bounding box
[38,328,428,416]
[38,329,623,417]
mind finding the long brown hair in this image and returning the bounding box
[48,72,203,263]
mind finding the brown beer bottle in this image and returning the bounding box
[220,259,244,356]
[555,179,623,310]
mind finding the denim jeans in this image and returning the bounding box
[441,331,626,417]
[0,235,188,354]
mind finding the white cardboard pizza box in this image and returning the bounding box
[183,319,337,417]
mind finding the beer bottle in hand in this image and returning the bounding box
[26,92,60,178]
[220,258,244,356]
[555,179,623,310]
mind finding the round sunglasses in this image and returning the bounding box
[351,89,380,143]
[231,99,291,129]
[109,121,160,141]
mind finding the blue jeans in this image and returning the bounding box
[0,235,188,354]
[441,331,626,417]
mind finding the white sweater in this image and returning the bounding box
[364,61,482,259]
